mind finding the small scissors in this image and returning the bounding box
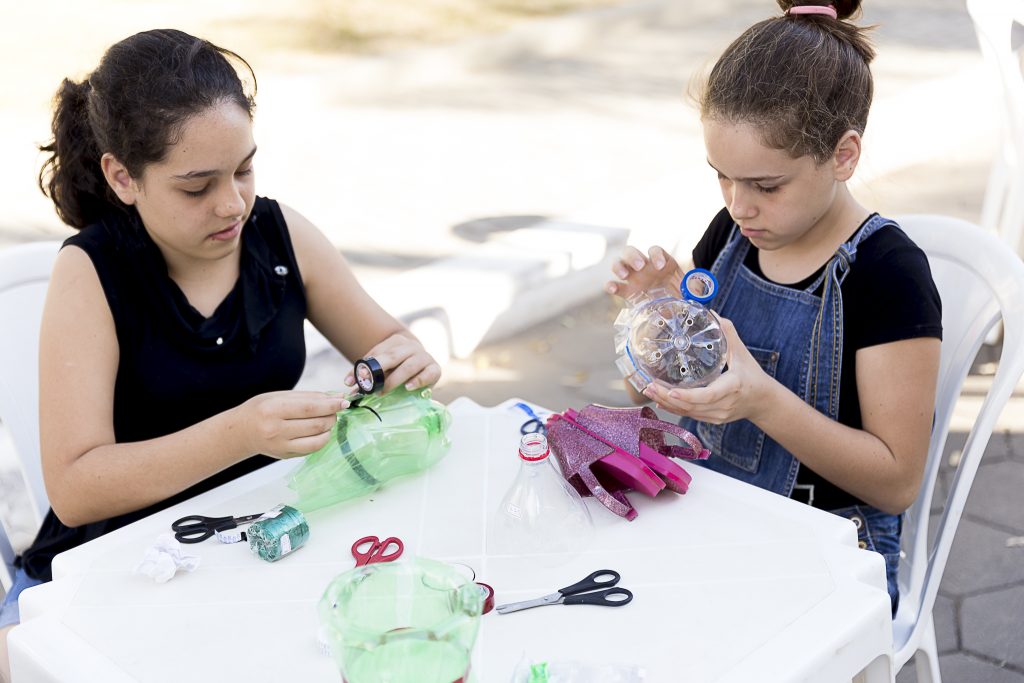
[495,569,634,614]
[171,513,264,544]
[514,402,548,436]
[351,535,404,566]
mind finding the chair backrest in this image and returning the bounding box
[892,215,1024,662]
[967,0,1024,252]
[0,241,61,566]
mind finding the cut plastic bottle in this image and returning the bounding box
[487,433,594,559]
[288,387,452,512]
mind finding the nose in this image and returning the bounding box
[215,181,245,219]
[725,184,757,221]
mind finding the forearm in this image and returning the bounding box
[753,379,920,514]
[45,408,251,527]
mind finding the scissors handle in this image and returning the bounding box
[558,569,620,596]
[171,515,233,543]
[171,513,263,544]
[562,587,634,607]
[351,535,404,566]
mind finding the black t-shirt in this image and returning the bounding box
[692,208,942,509]
[18,197,307,581]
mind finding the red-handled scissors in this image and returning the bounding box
[351,535,404,566]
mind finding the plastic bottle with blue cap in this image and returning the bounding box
[613,268,728,391]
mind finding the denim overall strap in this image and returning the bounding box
[806,214,896,420]
[682,215,896,497]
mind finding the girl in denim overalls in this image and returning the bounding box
[607,0,942,616]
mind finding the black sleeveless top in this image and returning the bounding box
[18,197,307,581]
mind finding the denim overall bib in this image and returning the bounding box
[680,214,902,613]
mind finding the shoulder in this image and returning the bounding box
[272,200,333,254]
[57,215,135,284]
[692,208,735,269]
[47,232,114,333]
[63,215,127,258]
[266,200,347,288]
[845,217,942,347]
[851,219,935,288]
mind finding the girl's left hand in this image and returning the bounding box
[642,317,772,424]
[344,332,441,394]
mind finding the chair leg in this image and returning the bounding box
[913,616,942,683]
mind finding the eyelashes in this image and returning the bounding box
[181,168,254,199]
[716,173,780,194]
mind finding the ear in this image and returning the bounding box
[832,130,862,182]
[100,153,139,205]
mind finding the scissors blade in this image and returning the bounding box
[494,592,563,614]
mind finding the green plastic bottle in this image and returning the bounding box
[319,557,483,683]
[289,386,452,512]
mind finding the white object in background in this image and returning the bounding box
[967,0,1024,254]
[893,215,1024,683]
[0,241,61,591]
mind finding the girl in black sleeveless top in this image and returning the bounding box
[0,30,440,676]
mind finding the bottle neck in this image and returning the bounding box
[518,433,549,462]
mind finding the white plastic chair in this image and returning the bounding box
[967,0,1024,253]
[891,215,1024,682]
[0,241,61,590]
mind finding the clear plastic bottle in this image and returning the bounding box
[487,433,594,558]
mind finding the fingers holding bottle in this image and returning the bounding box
[234,391,348,459]
[606,245,684,299]
[343,332,441,395]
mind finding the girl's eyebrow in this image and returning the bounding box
[706,159,784,183]
[171,145,258,181]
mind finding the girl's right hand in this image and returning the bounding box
[234,391,349,459]
[605,245,684,299]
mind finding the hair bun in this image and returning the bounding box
[776,1,862,21]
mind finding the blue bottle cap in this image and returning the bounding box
[680,268,718,304]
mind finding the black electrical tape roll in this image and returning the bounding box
[354,357,385,394]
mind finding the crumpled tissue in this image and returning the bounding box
[134,533,201,583]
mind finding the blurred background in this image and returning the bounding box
[2,1,1022,680]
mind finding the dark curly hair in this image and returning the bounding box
[38,29,257,229]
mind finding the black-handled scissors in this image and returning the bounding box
[494,569,633,614]
[171,513,264,544]
[514,402,548,436]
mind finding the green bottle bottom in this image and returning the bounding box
[342,639,469,683]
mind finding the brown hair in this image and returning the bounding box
[38,29,256,229]
[698,1,876,163]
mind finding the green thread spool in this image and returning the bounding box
[247,504,309,562]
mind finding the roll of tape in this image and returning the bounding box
[247,504,309,562]
[477,582,495,615]
[354,357,385,394]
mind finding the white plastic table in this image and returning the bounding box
[9,398,894,682]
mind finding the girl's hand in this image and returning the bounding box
[235,391,349,458]
[344,332,441,394]
[605,245,684,300]
[641,318,773,424]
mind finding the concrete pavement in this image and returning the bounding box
[2,0,1022,680]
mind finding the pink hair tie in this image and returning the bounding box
[787,4,838,19]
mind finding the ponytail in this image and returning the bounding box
[777,0,876,64]
[38,78,119,229]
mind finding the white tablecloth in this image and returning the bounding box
[9,397,894,682]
